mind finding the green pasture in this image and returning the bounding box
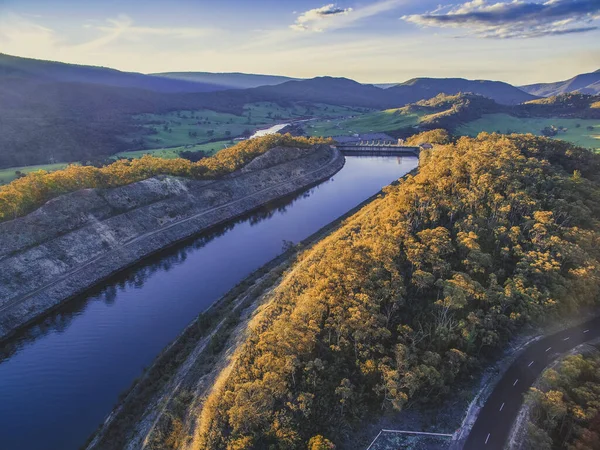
[127,102,365,149]
[458,114,600,150]
[0,162,70,185]
[305,107,421,137]
[114,141,232,160]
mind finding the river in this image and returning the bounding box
[0,154,418,450]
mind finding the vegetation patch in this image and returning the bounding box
[0,162,69,185]
[126,103,364,150]
[0,134,331,223]
[113,141,232,160]
[196,132,600,449]
[457,114,600,151]
[523,352,600,449]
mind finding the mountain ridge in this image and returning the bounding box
[520,70,600,97]
[388,77,537,105]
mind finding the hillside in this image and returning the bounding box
[520,69,600,97]
[249,77,397,109]
[194,133,600,449]
[0,53,228,93]
[152,72,297,89]
[0,76,390,168]
[307,92,600,150]
[306,93,502,138]
[387,77,538,105]
[1,54,592,170]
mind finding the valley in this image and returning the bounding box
[1,40,600,450]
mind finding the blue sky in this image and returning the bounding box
[0,0,598,84]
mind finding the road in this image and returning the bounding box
[463,316,600,450]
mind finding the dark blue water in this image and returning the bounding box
[0,155,418,450]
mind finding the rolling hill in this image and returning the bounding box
[0,53,229,93]
[387,77,538,105]
[152,72,298,89]
[3,54,589,169]
[520,69,600,97]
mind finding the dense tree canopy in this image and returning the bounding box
[525,353,600,450]
[195,132,600,449]
[0,134,331,223]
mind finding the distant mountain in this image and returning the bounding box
[0,53,229,93]
[248,77,396,109]
[520,70,600,97]
[152,72,298,89]
[387,77,538,105]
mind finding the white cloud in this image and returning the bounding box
[290,0,405,32]
[291,4,354,32]
[403,0,600,38]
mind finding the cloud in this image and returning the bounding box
[291,4,354,32]
[403,0,600,38]
[0,13,60,52]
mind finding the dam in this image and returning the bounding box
[335,139,422,156]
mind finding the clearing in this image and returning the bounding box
[0,163,70,185]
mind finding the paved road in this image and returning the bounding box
[463,316,600,450]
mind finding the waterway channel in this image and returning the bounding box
[0,154,418,450]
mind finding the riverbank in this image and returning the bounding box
[0,145,344,341]
[85,163,413,450]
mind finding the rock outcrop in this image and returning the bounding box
[0,145,344,340]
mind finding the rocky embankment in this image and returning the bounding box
[0,145,344,340]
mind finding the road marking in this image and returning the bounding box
[563,337,570,341]
[499,403,505,411]
[513,379,519,386]
[546,347,552,352]
[485,433,490,444]
[584,329,590,333]
[528,361,534,367]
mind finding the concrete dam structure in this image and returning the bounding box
[334,139,422,156]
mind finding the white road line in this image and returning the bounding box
[499,403,505,411]
[563,337,570,341]
[528,361,534,367]
[583,329,590,333]
[545,347,552,352]
[513,379,519,386]
[485,433,490,444]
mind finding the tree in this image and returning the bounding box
[307,435,335,450]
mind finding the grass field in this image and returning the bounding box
[114,141,232,159]
[458,114,600,150]
[0,162,70,185]
[128,102,365,149]
[305,107,422,137]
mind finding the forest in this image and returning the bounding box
[195,132,600,449]
[525,353,600,449]
[0,134,331,223]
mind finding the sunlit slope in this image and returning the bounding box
[195,132,600,449]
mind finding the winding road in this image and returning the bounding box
[463,316,600,450]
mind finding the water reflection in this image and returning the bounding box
[0,178,332,363]
[0,155,418,450]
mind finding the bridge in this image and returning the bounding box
[334,139,422,156]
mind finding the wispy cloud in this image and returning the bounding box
[403,0,600,38]
[78,14,214,50]
[0,13,60,52]
[291,4,353,32]
[290,0,405,33]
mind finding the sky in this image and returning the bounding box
[0,0,599,85]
